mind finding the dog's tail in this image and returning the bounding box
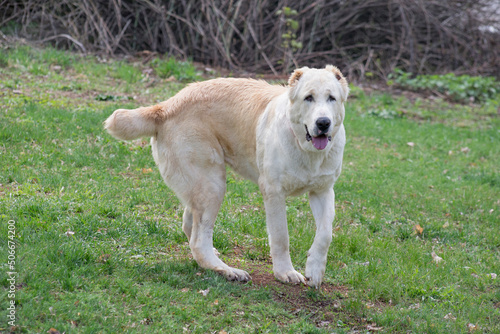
[104,104,168,140]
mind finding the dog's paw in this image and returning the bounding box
[305,264,325,288]
[274,269,306,285]
[305,274,323,289]
[220,267,252,282]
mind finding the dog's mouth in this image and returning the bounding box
[305,125,331,150]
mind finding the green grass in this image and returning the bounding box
[0,44,499,333]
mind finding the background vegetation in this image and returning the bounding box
[1,0,499,78]
[0,44,499,333]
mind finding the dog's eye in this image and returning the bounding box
[304,95,314,102]
[328,95,336,102]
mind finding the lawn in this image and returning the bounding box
[0,45,499,333]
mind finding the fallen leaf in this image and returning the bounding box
[467,323,478,332]
[181,288,190,292]
[319,321,331,327]
[367,324,383,331]
[409,303,420,309]
[130,255,143,259]
[198,288,210,296]
[47,329,60,334]
[407,142,415,147]
[444,313,456,320]
[142,168,153,174]
[98,254,110,263]
[65,230,75,237]
[212,299,219,306]
[431,251,443,263]
[414,224,424,235]
[461,147,470,154]
[442,221,450,228]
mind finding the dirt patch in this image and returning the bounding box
[223,257,362,329]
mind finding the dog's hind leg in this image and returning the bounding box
[182,207,193,242]
[174,161,250,282]
[156,132,251,281]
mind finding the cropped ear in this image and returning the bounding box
[326,65,349,102]
[288,66,309,87]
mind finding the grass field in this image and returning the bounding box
[0,45,499,333]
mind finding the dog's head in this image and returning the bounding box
[287,65,349,151]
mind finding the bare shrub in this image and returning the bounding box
[1,0,498,78]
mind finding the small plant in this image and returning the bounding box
[389,69,500,102]
[152,57,200,82]
[0,52,8,67]
[365,108,402,119]
[276,7,302,73]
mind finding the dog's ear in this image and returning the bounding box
[326,65,349,102]
[288,67,309,87]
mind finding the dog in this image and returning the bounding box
[104,65,349,288]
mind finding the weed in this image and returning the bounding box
[152,57,200,81]
[364,108,402,119]
[389,69,500,102]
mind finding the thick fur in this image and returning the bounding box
[104,66,349,288]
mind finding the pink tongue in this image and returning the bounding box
[312,135,328,150]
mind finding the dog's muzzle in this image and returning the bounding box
[305,124,332,150]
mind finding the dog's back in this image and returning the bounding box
[104,78,285,141]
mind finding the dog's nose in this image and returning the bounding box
[316,117,331,132]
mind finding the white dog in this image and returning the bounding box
[104,65,349,288]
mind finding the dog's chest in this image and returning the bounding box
[280,158,337,196]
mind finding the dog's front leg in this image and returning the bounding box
[262,191,306,285]
[306,188,335,288]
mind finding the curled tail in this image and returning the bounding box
[104,104,167,140]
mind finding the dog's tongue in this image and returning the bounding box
[312,135,328,150]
